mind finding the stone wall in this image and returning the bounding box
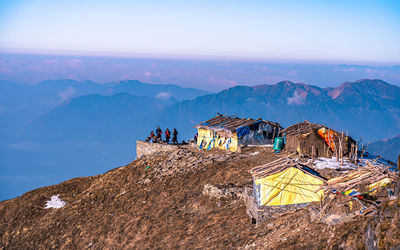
[243,187,302,225]
[136,141,179,158]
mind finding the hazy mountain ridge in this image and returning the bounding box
[368,134,400,162]
[2,78,400,200]
[25,79,400,143]
[0,79,208,143]
[25,93,176,142]
[164,79,400,143]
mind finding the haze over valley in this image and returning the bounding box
[1,75,399,200]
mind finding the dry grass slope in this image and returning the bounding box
[1,146,399,249]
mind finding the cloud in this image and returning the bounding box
[65,59,84,68]
[144,71,152,76]
[365,68,376,74]
[207,76,238,87]
[66,59,83,64]
[287,90,305,105]
[334,66,356,72]
[155,92,171,100]
[121,73,135,79]
[58,87,75,103]
[288,70,299,76]
[43,59,59,64]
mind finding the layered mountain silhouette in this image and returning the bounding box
[0,79,208,143]
[1,78,399,200]
[164,79,400,142]
[22,79,400,143]
[25,93,175,142]
[368,134,400,162]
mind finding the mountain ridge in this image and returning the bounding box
[368,134,400,162]
[162,79,400,142]
[2,78,400,201]
[1,145,399,248]
[25,79,400,144]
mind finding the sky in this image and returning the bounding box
[0,0,400,64]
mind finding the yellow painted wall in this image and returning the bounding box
[197,128,238,152]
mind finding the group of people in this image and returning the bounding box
[146,126,178,144]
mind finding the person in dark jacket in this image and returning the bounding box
[145,131,152,142]
[172,128,178,145]
[147,131,156,143]
[165,128,171,143]
[156,126,162,141]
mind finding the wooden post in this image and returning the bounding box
[340,148,344,166]
[355,145,358,163]
[312,146,315,160]
[349,145,353,162]
[398,155,400,171]
[360,144,363,162]
[332,131,338,161]
[272,126,276,144]
[350,144,354,162]
[298,142,301,155]
[325,143,329,158]
[340,132,344,166]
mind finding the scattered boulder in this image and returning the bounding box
[202,184,243,200]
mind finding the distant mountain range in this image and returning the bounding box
[19,79,400,144]
[1,78,400,200]
[0,79,209,200]
[25,93,173,142]
[368,135,400,163]
[0,79,208,143]
[163,79,400,143]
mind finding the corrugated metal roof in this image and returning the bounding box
[195,114,281,132]
[280,120,323,136]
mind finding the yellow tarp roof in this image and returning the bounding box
[255,166,324,206]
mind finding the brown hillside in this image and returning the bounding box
[1,146,400,249]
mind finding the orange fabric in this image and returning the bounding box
[317,128,336,151]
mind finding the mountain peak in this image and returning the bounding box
[328,79,393,99]
[276,80,303,87]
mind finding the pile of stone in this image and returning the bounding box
[136,147,233,184]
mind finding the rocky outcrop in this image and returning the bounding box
[202,184,243,200]
[136,140,178,158]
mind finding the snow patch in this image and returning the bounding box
[287,90,305,105]
[360,152,398,172]
[249,152,260,155]
[312,157,357,170]
[45,194,66,209]
[155,92,171,100]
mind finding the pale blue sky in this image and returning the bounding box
[0,0,399,63]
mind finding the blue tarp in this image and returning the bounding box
[236,126,250,137]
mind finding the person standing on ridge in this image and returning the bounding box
[165,128,171,143]
[156,126,162,142]
[172,128,178,145]
[149,131,156,143]
[146,131,154,142]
